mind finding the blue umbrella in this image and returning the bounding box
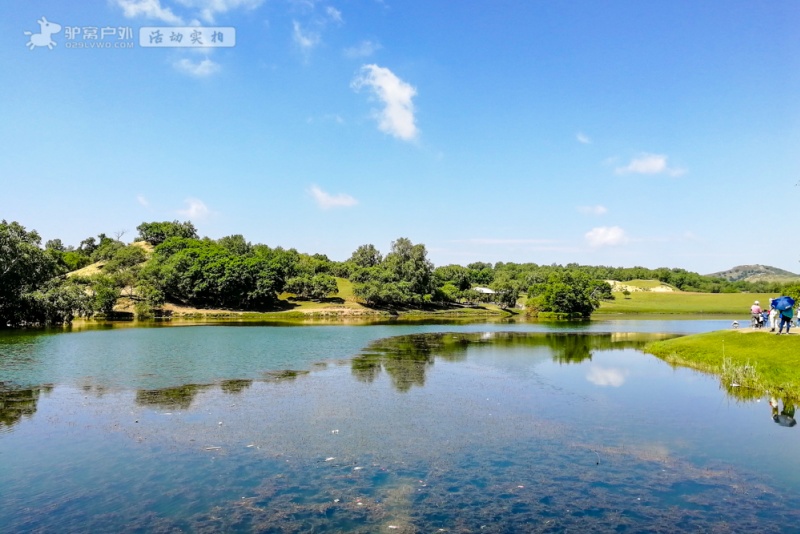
[772,296,796,311]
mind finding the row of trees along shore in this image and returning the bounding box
[2,219,799,328]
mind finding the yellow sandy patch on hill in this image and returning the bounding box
[130,240,154,255]
[606,280,677,293]
[67,261,105,278]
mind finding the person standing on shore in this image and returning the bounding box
[750,300,763,328]
[769,300,779,332]
[778,305,794,335]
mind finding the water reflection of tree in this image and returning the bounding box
[352,332,663,392]
[135,384,211,410]
[0,386,43,429]
[547,334,594,363]
[549,333,667,364]
[351,335,462,392]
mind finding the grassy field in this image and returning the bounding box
[645,330,800,398]
[597,291,776,315]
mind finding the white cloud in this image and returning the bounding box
[173,58,221,77]
[326,6,343,23]
[309,185,358,209]
[344,40,381,58]
[178,198,211,219]
[136,194,149,207]
[173,0,265,23]
[292,20,320,54]
[115,0,184,24]
[351,64,418,141]
[577,205,607,216]
[585,226,628,247]
[586,366,629,387]
[615,153,686,176]
[576,132,591,144]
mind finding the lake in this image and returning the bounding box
[1,318,799,532]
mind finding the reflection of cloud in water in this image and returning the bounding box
[586,366,629,387]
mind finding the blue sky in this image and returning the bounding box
[2,1,798,274]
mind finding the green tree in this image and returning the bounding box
[139,237,291,310]
[491,280,521,309]
[217,234,251,256]
[294,253,332,276]
[45,239,65,252]
[103,244,147,273]
[136,221,198,246]
[351,239,438,308]
[467,262,494,285]
[21,279,92,326]
[527,270,603,317]
[309,274,339,299]
[0,221,58,326]
[383,237,434,299]
[349,244,383,268]
[102,245,148,299]
[784,284,800,302]
[79,236,98,256]
[89,234,124,262]
[60,251,91,272]
[435,282,461,303]
[589,280,614,301]
[285,273,338,300]
[91,275,121,314]
[434,264,471,291]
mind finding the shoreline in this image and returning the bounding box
[67,311,746,330]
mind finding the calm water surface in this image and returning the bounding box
[1,319,798,532]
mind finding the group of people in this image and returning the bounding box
[750,300,796,334]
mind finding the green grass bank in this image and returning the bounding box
[645,330,800,398]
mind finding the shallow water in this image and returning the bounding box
[1,320,798,532]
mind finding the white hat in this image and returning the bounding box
[755,300,760,305]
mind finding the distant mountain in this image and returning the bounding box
[706,264,800,283]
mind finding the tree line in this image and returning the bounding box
[2,219,798,328]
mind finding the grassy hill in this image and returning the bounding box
[707,264,800,283]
